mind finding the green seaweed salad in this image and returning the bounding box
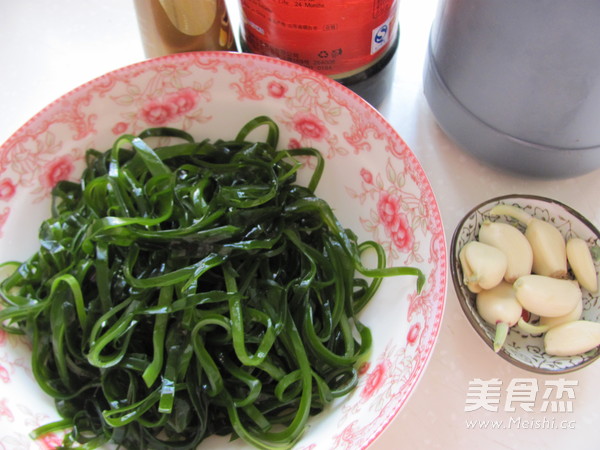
[0,116,424,449]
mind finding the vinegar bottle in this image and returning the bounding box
[238,0,400,108]
[134,0,236,58]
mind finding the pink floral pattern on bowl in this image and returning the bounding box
[0,52,446,449]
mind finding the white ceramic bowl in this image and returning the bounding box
[0,52,446,448]
[451,194,600,374]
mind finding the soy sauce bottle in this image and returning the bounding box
[238,0,399,108]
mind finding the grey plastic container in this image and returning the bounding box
[423,0,600,178]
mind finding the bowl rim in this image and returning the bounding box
[0,50,380,153]
[0,50,448,448]
[450,193,600,374]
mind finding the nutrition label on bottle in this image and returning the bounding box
[240,0,398,76]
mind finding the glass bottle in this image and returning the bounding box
[134,0,236,58]
[238,0,400,107]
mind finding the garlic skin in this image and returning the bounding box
[544,320,600,356]
[566,238,598,293]
[525,218,568,278]
[513,274,581,317]
[478,221,533,283]
[459,241,507,292]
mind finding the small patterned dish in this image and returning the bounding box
[451,194,600,374]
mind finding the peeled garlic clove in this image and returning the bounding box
[539,295,583,329]
[476,281,523,326]
[489,204,567,278]
[566,238,598,293]
[544,320,600,356]
[513,274,581,317]
[489,204,534,226]
[459,244,483,293]
[478,221,533,283]
[525,218,568,278]
[476,281,523,352]
[461,241,508,290]
[516,317,549,335]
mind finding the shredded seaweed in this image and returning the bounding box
[0,116,424,449]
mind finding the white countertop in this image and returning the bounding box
[1,1,599,449]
